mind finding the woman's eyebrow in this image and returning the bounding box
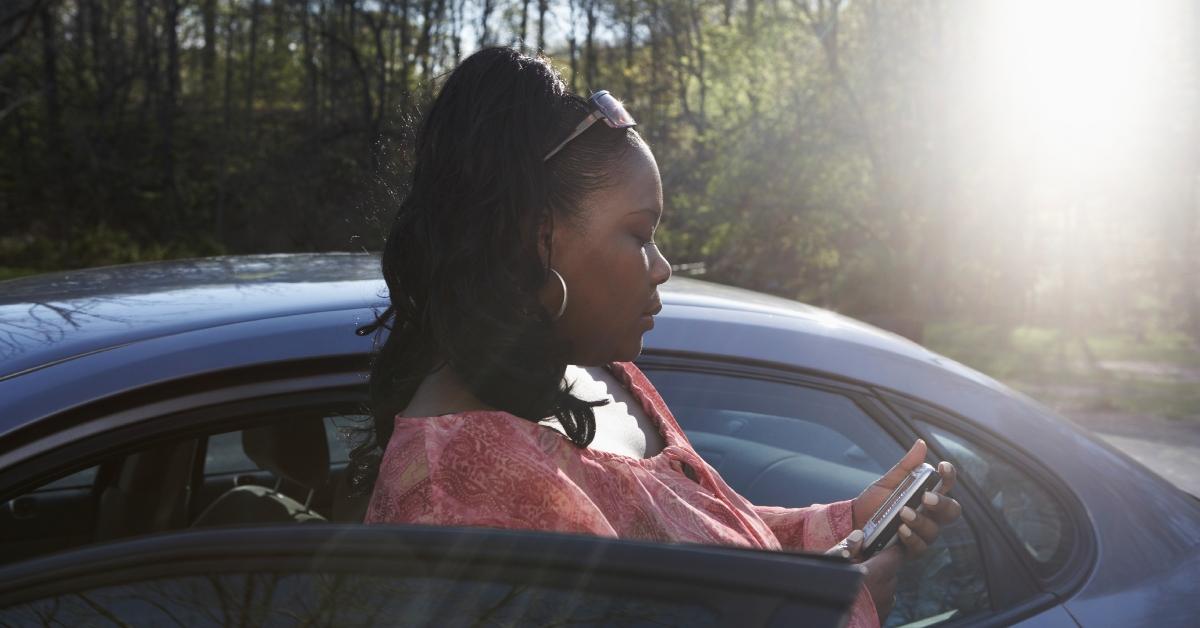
[627,208,661,218]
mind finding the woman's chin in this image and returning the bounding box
[615,335,646,363]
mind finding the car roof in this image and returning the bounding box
[0,254,387,380]
[0,253,971,381]
[0,253,1011,391]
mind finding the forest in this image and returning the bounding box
[2,0,1198,355]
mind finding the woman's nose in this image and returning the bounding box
[649,243,672,284]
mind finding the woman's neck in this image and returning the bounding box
[401,362,495,417]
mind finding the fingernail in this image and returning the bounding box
[848,529,863,543]
[899,524,912,538]
[900,506,916,522]
[923,492,940,506]
[840,549,850,558]
[939,461,951,474]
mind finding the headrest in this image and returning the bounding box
[242,418,330,490]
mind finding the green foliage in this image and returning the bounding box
[1,0,1197,354]
[926,322,1200,421]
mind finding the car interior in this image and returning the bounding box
[0,407,371,566]
[1,405,889,566]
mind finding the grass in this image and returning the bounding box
[0,266,43,281]
[924,322,1200,421]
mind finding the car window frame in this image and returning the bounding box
[636,351,1059,627]
[876,389,1097,605]
[0,359,367,504]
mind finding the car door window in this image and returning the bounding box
[204,414,357,477]
[0,525,864,627]
[0,465,100,566]
[917,421,1075,574]
[643,367,991,627]
[1,572,718,627]
[34,466,98,491]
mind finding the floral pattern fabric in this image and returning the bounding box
[366,361,878,628]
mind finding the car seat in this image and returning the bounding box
[191,418,330,527]
[94,439,201,540]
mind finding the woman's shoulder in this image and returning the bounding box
[388,409,569,466]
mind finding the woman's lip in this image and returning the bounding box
[640,315,655,329]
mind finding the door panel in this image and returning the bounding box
[0,526,863,628]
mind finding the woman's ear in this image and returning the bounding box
[536,212,555,267]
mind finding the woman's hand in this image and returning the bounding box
[825,529,903,620]
[825,439,963,621]
[853,439,962,557]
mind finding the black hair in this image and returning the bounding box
[347,47,638,496]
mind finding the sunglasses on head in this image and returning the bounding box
[542,90,637,162]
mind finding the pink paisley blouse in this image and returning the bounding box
[365,361,879,628]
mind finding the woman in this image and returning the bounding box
[356,46,962,627]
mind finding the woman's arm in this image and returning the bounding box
[750,500,856,552]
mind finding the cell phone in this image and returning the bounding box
[860,462,941,559]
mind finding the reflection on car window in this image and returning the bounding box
[0,573,717,627]
[645,369,899,507]
[326,414,362,464]
[205,414,359,477]
[204,430,256,475]
[644,367,991,627]
[919,422,1072,570]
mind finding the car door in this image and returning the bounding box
[0,525,863,627]
[637,355,1056,628]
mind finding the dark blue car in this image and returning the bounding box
[1,254,1196,627]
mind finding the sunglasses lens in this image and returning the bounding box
[593,92,636,128]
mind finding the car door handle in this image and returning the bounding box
[7,495,36,520]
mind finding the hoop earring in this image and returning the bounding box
[550,268,568,321]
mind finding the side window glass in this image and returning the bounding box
[204,430,257,476]
[918,422,1074,572]
[1,573,718,626]
[204,413,360,478]
[33,466,97,492]
[326,414,365,464]
[1,465,100,566]
[644,368,991,627]
[645,369,902,507]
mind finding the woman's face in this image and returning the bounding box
[542,138,672,365]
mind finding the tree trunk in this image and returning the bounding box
[479,0,494,47]
[245,0,261,127]
[300,0,318,124]
[415,0,437,92]
[567,0,578,91]
[398,0,411,112]
[519,0,529,51]
[202,0,217,100]
[161,0,180,213]
[38,2,63,177]
[624,0,634,97]
[584,0,597,89]
[134,0,154,123]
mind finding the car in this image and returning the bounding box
[1,253,1197,627]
